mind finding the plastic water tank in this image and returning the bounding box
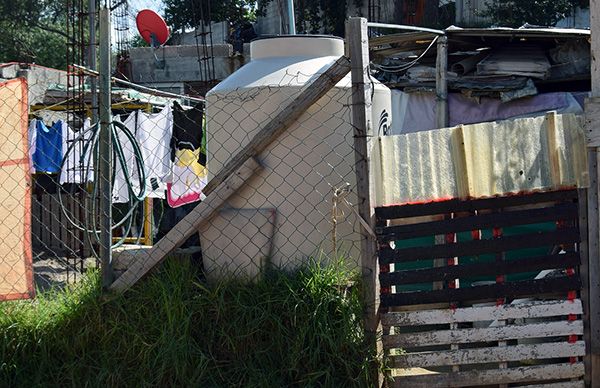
[201,36,391,279]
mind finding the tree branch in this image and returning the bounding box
[30,20,72,40]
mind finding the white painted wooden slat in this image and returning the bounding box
[513,381,585,388]
[384,320,584,348]
[392,341,586,368]
[390,363,585,388]
[382,299,583,327]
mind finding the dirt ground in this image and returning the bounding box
[33,255,98,293]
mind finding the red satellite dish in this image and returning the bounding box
[136,9,170,47]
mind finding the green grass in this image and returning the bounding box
[0,259,376,387]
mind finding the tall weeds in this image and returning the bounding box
[0,259,375,387]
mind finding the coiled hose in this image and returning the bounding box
[58,119,147,257]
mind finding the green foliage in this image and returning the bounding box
[481,0,588,27]
[0,259,376,387]
[130,35,150,48]
[295,0,356,36]
[0,0,69,69]
[164,0,271,31]
[164,0,364,37]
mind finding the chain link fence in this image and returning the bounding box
[110,36,377,288]
[0,63,100,300]
[0,24,380,300]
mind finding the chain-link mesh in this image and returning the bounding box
[0,63,100,301]
[0,6,377,300]
[111,53,373,285]
[200,73,361,279]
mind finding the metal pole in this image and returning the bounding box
[435,35,448,129]
[89,0,98,123]
[367,22,445,35]
[287,0,296,35]
[98,6,113,288]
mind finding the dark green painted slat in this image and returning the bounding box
[380,276,581,307]
[375,189,578,220]
[379,252,580,287]
[377,203,578,242]
[379,229,580,264]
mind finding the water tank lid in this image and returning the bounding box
[250,35,345,60]
[251,34,343,42]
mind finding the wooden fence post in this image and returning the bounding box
[585,0,600,385]
[347,16,381,385]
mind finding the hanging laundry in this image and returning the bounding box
[171,101,206,163]
[28,120,37,174]
[167,101,207,207]
[32,120,63,174]
[135,104,173,199]
[60,118,95,184]
[112,112,140,203]
[167,148,208,208]
[36,110,70,127]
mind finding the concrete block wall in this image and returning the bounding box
[129,44,245,84]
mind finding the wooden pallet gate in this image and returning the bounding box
[376,189,586,387]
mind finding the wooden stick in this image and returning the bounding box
[109,158,262,292]
[202,55,351,196]
[109,53,352,292]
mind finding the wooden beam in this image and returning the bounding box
[578,189,592,388]
[379,228,580,264]
[391,341,586,368]
[391,363,585,388]
[377,202,578,241]
[384,320,584,348]
[109,158,262,292]
[381,276,581,307]
[585,98,600,147]
[369,31,435,48]
[382,299,583,327]
[435,35,449,129]
[375,189,579,220]
[347,17,380,386]
[587,0,600,384]
[109,51,352,292]
[202,55,351,196]
[380,252,580,287]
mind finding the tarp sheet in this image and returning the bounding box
[0,78,34,301]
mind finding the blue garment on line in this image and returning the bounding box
[32,120,63,173]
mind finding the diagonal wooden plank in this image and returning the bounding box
[202,55,351,196]
[109,55,351,293]
[109,158,262,292]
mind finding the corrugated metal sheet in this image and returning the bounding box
[372,113,587,207]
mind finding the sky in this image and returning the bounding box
[111,0,165,45]
[128,0,164,15]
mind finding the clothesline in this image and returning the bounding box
[71,64,206,104]
[29,101,208,209]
